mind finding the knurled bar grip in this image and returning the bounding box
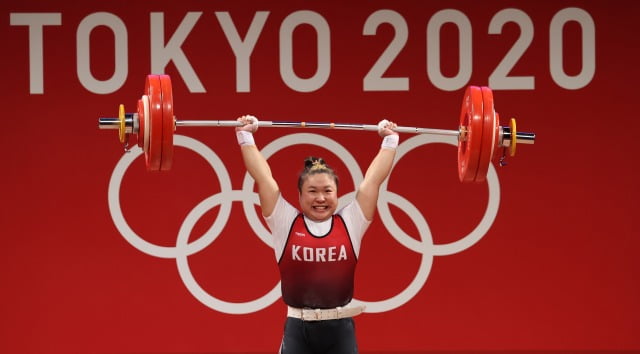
[176,120,461,137]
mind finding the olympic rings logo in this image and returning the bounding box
[108,133,500,314]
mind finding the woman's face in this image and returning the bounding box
[298,173,338,222]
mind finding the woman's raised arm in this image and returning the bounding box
[356,120,399,221]
[236,115,280,217]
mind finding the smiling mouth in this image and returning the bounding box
[312,206,329,211]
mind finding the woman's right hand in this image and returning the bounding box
[236,115,259,132]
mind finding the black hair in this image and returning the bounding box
[297,156,339,192]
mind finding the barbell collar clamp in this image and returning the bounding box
[501,127,535,145]
[99,114,137,134]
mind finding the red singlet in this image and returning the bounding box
[278,214,357,309]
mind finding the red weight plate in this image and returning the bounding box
[492,112,501,160]
[159,75,174,171]
[142,95,150,154]
[474,86,498,182]
[144,75,163,171]
[136,98,145,148]
[457,86,484,182]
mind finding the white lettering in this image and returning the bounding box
[292,245,348,262]
[362,9,409,91]
[279,10,330,92]
[303,247,313,261]
[328,246,336,261]
[9,8,596,94]
[292,245,302,261]
[77,12,128,94]
[488,9,535,90]
[10,13,62,94]
[216,11,269,92]
[426,9,472,91]
[338,245,347,261]
[151,12,205,93]
[549,7,596,90]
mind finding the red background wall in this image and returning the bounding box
[1,0,638,352]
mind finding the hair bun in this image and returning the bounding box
[304,156,325,170]
[298,156,339,191]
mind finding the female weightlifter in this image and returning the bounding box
[235,115,398,353]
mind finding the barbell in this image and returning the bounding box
[98,74,535,183]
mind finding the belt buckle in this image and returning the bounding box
[303,308,329,321]
[301,308,318,321]
[301,307,343,321]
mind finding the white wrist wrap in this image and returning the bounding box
[236,130,255,146]
[381,134,399,149]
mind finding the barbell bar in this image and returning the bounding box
[98,74,535,182]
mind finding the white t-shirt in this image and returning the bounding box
[264,194,372,261]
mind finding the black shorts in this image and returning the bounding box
[279,317,358,354]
